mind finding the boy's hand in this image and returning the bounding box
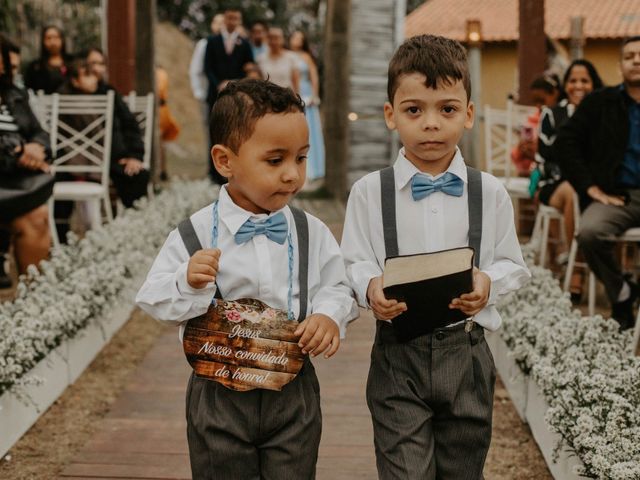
[294,314,340,358]
[449,268,491,316]
[367,276,407,321]
[187,248,221,289]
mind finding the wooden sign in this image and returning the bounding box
[183,298,306,392]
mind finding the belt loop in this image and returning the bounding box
[467,320,480,345]
[375,322,384,346]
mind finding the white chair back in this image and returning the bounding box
[126,91,155,170]
[28,89,55,133]
[483,99,537,178]
[49,91,115,189]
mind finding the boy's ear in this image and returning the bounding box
[383,101,397,131]
[464,100,475,130]
[211,144,234,178]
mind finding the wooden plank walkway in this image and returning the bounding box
[59,310,378,479]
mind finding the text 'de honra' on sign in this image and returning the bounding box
[183,298,306,392]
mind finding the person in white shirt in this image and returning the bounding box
[341,35,530,479]
[257,27,299,93]
[136,79,357,479]
[189,14,224,129]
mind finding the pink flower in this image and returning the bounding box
[225,310,242,323]
[261,308,276,320]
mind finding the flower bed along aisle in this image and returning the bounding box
[496,246,640,480]
[0,180,217,458]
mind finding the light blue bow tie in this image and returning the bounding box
[234,212,288,245]
[411,172,464,201]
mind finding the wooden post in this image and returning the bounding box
[106,0,136,94]
[466,20,482,168]
[390,0,407,165]
[570,16,585,60]
[518,0,546,105]
[323,0,351,200]
[134,0,159,181]
[135,0,155,95]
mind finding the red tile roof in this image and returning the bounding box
[405,0,640,42]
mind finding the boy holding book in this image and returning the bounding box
[341,35,530,479]
[136,79,357,479]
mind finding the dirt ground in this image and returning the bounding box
[0,310,165,479]
[0,309,553,479]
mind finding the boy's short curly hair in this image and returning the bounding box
[387,34,471,103]
[209,79,305,153]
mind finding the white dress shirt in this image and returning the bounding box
[189,38,209,102]
[341,148,530,331]
[136,186,358,339]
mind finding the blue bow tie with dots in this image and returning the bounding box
[411,172,464,201]
[234,212,288,245]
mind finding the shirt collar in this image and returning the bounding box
[392,147,468,190]
[221,27,239,41]
[620,83,640,106]
[218,186,290,236]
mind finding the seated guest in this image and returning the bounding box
[24,25,70,94]
[534,60,604,298]
[556,37,640,330]
[54,56,148,241]
[511,74,562,177]
[0,35,52,281]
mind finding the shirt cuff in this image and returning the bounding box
[350,262,383,308]
[313,303,350,339]
[175,261,217,306]
[483,267,531,306]
[483,269,499,306]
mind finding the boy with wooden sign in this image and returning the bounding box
[341,35,530,478]
[136,79,357,479]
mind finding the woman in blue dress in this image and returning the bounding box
[289,30,325,184]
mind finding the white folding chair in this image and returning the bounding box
[564,193,640,346]
[484,100,538,233]
[483,99,537,199]
[530,203,566,267]
[125,91,154,174]
[47,91,115,247]
[28,90,55,133]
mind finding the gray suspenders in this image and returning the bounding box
[177,206,309,322]
[379,165,483,267]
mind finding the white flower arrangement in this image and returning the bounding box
[498,244,640,479]
[0,180,217,396]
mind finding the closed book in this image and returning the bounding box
[382,247,475,341]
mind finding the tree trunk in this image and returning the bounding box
[518,0,546,105]
[106,0,136,94]
[322,0,351,200]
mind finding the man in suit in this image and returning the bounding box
[204,7,254,184]
[557,36,640,330]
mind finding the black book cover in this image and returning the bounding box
[382,247,475,341]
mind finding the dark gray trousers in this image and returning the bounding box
[366,321,496,480]
[577,189,640,303]
[186,361,322,479]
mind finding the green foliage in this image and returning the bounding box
[0,0,100,63]
[157,0,320,40]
